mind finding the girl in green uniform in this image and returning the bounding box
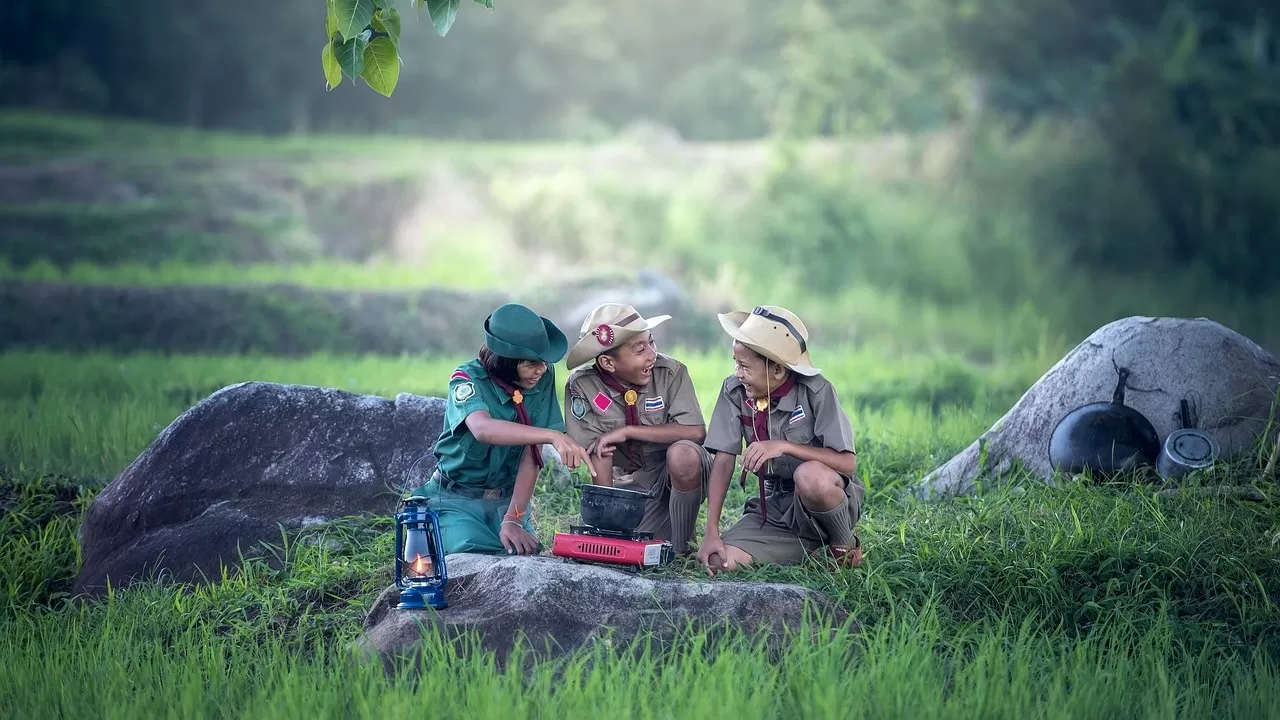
[414,303,592,555]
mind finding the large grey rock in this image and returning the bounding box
[531,268,721,352]
[916,316,1280,499]
[354,554,852,670]
[73,382,446,597]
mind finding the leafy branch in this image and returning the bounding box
[321,0,494,97]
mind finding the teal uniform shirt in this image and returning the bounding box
[414,358,564,555]
[431,358,565,490]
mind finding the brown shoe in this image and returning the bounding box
[813,534,862,569]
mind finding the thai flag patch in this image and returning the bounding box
[645,395,665,412]
[592,392,613,413]
[450,369,470,382]
[789,406,806,424]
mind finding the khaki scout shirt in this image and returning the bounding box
[704,373,856,480]
[564,353,705,473]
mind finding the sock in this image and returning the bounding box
[811,502,854,547]
[668,488,703,554]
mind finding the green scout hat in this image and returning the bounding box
[717,305,821,376]
[565,302,671,369]
[483,303,568,363]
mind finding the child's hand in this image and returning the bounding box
[742,440,787,473]
[551,435,595,477]
[499,522,539,555]
[594,427,629,459]
[697,534,728,577]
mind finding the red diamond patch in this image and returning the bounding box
[592,392,613,413]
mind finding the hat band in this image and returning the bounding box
[751,306,807,355]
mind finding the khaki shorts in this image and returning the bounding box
[721,476,864,565]
[611,439,713,540]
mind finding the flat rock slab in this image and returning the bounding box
[354,554,853,670]
[74,381,446,597]
[916,316,1280,499]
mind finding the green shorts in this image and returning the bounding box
[721,475,864,565]
[611,440,713,540]
[410,473,539,555]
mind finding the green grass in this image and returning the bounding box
[0,253,506,292]
[0,347,1049,482]
[2,347,1278,717]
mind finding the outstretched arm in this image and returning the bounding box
[703,451,738,537]
[506,445,539,521]
[465,410,561,447]
[742,441,856,477]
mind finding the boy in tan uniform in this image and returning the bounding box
[697,305,863,574]
[563,303,713,555]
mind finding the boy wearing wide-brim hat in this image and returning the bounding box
[414,303,592,557]
[697,305,863,573]
[563,303,713,555]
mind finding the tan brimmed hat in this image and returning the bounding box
[565,302,671,369]
[718,305,821,376]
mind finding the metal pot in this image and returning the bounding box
[1048,366,1161,479]
[579,484,650,533]
[1156,398,1220,480]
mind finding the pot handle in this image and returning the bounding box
[1112,367,1130,405]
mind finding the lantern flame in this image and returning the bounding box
[409,554,433,576]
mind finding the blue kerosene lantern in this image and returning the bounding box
[393,496,448,610]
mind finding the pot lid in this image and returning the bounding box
[1164,429,1219,467]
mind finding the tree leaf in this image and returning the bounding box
[336,36,368,79]
[322,39,343,90]
[326,0,341,39]
[426,0,461,37]
[361,36,401,97]
[472,0,493,8]
[333,0,377,41]
[371,8,402,47]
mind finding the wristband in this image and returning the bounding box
[501,520,523,528]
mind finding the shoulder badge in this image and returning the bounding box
[570,395,587,419]
[452,382,475,403]
[450,369,470,382]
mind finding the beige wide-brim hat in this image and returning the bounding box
[718,305,821,376]
[565,303,672,369]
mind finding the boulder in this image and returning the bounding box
[915,316,1280,499]
[533,268,722,351]
[354,554,852,671]
[73,382,447,597]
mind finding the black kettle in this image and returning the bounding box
[1048,366,1161,480]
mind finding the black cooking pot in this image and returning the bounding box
[578,484,650,533]
[1048,366,1161,479]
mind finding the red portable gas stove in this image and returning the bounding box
[551,525,674,570]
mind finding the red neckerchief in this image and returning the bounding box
[490,376,545,470]
[738,375,797,526]
[597,371,644,468]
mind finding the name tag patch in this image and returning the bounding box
[644,395,665,412]
[592,392,613,413]
[789,406,806,424]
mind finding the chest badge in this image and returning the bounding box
[789,405,806,424]
[592,392,613,413]
[570,395,587,419]
[644,395,665,412]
